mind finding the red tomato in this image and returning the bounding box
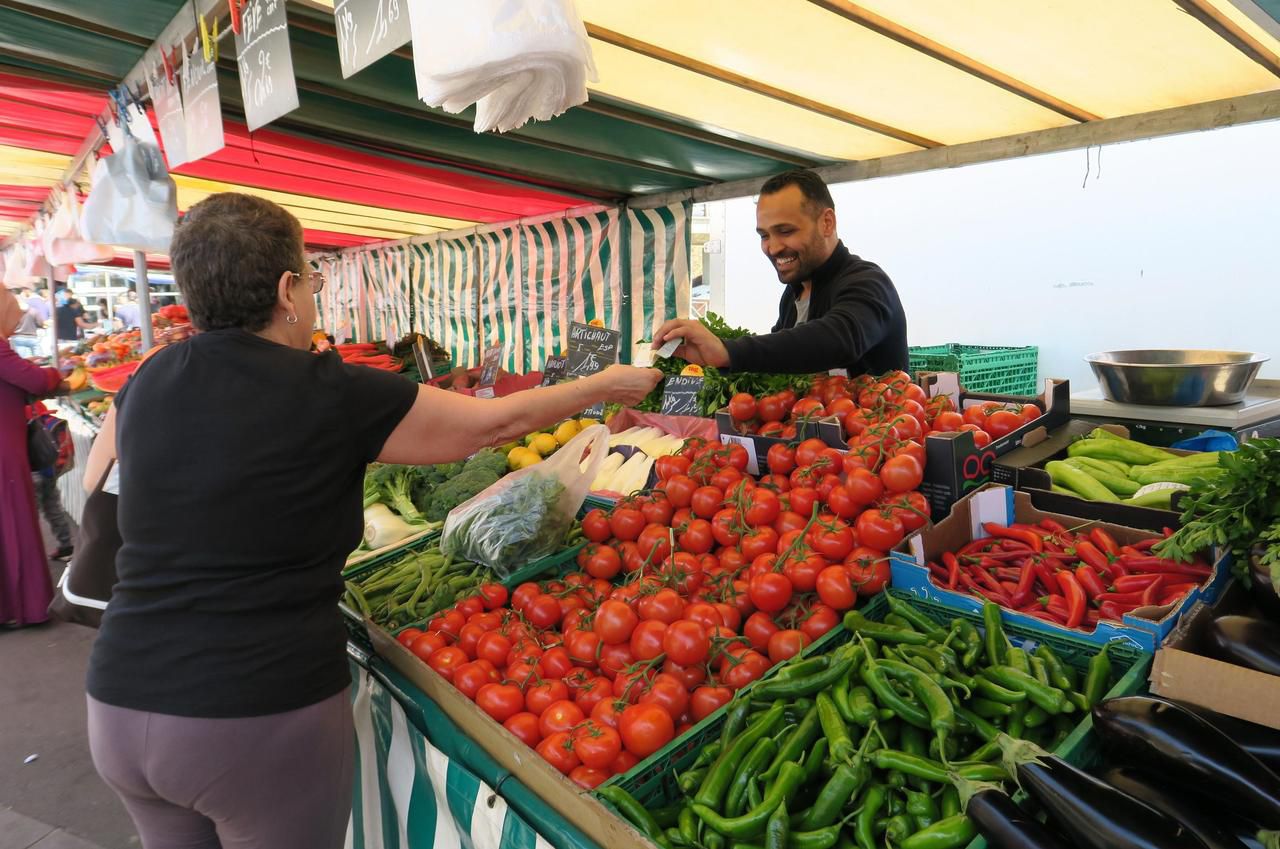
[815,565,857,610]
[758,421,786,438]
[720,443,750,472]
[710,466,744,492]
[568,765,610,790]
[766,443,797,476]
[713,601,742,632]
[767,629,810,664]
[759,473,792,493]
[962,404,993,429]
[880,454,924,494]
[748,572,793,613]
[722,651,771,690]
[655,455,691,483]
[757,394,786,423]
[525,679,570,716]
[429,609,466,640]
[743,611,781,651]
[503,712,542,748]
[783,553,826,594]
[659,474,697,510]
[794,438,828,468]
[612,667,656,704]
[536,730,580,774]
[744,488,782,528]
[636,523,673,564]
[1021,403,1041,421]
[690,486,725,519]
[538,700,586,738]
[564,629,602,668]
[827,397,857,420]
[663,619,709,666]
[710,508,742,548]
[800,604,840,640]
[638,588,685,624]
[396,627,425,649]
[594,599,640,645]
[475,632,513,668]
[809,521,855,561]
[788,487,820,519]
[574,675,613,714]
[682,602,724,630]
[409,632,448,662]
[579,544,621,580]
[662,658,707,691]
[856,508,905,551]
[772,510,807,538]
[598,642,637,680]
[453,661,497,700]
[690,686,733,721]
[618,704,675,758]
[640,495,675,526]
[846,553,891,596]
[525,594,562,630]
[931,411,964,432]
[455,596,484,618]
[571,721,623,769]
[456,622,488,659]
[539,647,574,679]
[740,526,780,561]
[677,518,715,555]
[582,509,612,543]
[591,698,624,730]
[985,410,1024,439]
[476,683,525,723]
[611,750,640,775]
[609,508,646,542]
[885,491,931,532]
[630,619,668,660]
[639,673,691,722]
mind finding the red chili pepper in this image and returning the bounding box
[1027,610,1065,625]
[928,561,950,582]
[1075,565,1108,600]
[1058,571,1086,629]
[1112,574,1164,593]
[1040,594,1068,622]
[1039,519,1067,534]
[1098,591,1147,605]
[1011,523,1052,538]
[1074,541,1111,573]
[1089,528,1119,558]
[958,539,994,557]
[1163,527,1175,538]
[1012,558,1037,608]
[1084,609,1101,627]
[1043,539,1067,555]
[973,586,1013,607]
[1131,538,1160,552]
[972,566,1008,598]
[983,523,1044,553]
[1116,556,1212,578]
[943,552,961,590]
[1033,559,1061,595]
[1159,589,1193,606]
[1162,581,1199,595]
[995,567,1023,583]
[956,571,984,595]
[1140,575,1165,606]
[1097,600,1129,622]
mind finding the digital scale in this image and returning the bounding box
[1070,379,1280,445]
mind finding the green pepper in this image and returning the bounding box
[906,788,939,830]
[973,676,1027,704]
[847,686,878,726]
[696,702,786,810]
[653,805,683,829]
[694,740,724,769]
[981,603,1010,666]
[679,767,708,795]
[800,761,867,830]
[704,832,726,849]
[677,806,697,843]
[955,620,982,669]
[1023,705,1051,729]
[1028,654,1051,687]
[885,769,907,789]
[884,814,914,844]
[954,706,1000,742]
[1083,643,1113,708]
[693,761,806,839]
[983,666,1065,714]
[899,724,929,790]
[764,802,789,849]
[832,677,857,725]
[877,659,956,747]
[1005,647,1030,675]
[816,692,855,763]
[747,780,763,811]
[855,785,887,849]
[861,658,931,730]
[885,593,950,642]
[596,786,673,848]
[802,739,830,784]
[760,705,820,783]
[774,656,830,680]
[726,737,778,818]
[939,786,961,819]
[897,813,977,849]
[752,645,862,701]
[844,611,931,645]
[788,825,844,849]
[885,612,918,631]
[1005,701,1029,739]
[970,697,1014,718]
[1033,645,1073,691]
[871,750,1007,785]
[721,700,752,749]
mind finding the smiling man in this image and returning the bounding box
[653,169,908,376]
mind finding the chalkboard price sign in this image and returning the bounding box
[334,0,411,78]
[234,0,300,132]
[541,356,568,387]
[567,322,620,379]
[478,344,504,388]
[661,375,704,417]
[180,43,225,162]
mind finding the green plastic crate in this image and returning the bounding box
[342,529,443,581]
[604,587,1150,833]
[909,344,1039,396]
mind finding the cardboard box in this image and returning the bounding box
[912,376,1072,521]
[1150,581,1280,730]
[890,484,1230,653]
[367,623,660,849]
[993,421,1188,532]
[715,408,837,476]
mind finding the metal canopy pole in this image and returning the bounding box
[133,250,155,351]
[46,274,58,367]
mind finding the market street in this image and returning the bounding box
[0,560,137,849]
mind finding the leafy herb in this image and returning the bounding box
[1156,437,1280,588]
[441,473,569,576]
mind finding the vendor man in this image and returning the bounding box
[653,169,908,375]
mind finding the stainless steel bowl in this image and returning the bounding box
[1085,349,1269,406]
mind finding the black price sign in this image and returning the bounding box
[661,375,704,417]
[181,43,224,162]
[334,0,411,78]
[478,344,504,388]
[567,322,620,378]
[234,0,300,132]
[541,355,568,387]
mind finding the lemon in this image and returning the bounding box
[577,417,600,431]
[529,432,558,457]
[553,420,581,446]
[507,446,540,470]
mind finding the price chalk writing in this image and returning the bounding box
[661,375,704,417]
[541,356,568,387]
[334,0,411,78]
[234,0,300,132]
[567,322,619,378]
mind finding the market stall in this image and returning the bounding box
[3,2,1280,848]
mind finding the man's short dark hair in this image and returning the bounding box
[169,193,304,332]
[759,169,835,217]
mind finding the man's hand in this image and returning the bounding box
[652,319,731,369]
[599,365,664,406]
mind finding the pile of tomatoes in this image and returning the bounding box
[726,370,1042,458]
[394,431,933,789]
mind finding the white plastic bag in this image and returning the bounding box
[441,424,609,576]
[80,137,178,253]
[3,242,37,288]
[408,0,596,133]
[43,186,114,266]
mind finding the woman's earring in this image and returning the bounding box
[285,314,299,325]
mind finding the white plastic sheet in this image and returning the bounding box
[407,0,596,133]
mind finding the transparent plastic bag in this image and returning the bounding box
[80,137,178,253]
[43,185,114,266]
[441,424,608,576]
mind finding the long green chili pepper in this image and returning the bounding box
[955,620,982,668]
[1034,645,1073,691]
[1004,646,1030,674]
[981,602,1010,665]
[596,786,672,848]
[799,759,868,830]
[861,658,931,730]
[983,666,1065,714]
[970,697,1014,718]
[1083,642,1113,708]
[973,676,1027,704]
[693,761,805,839]
[752,645,862,700]
[693,739,723,769]
[1005,701,1028,738]
[816,692,854,762]
[884,815,914,844]
[721,699,752,749]
[788,824,845,849]
[897,814,977,849]
[832,677,857,725]
[855,785,887,849]
[939,786,961,819]
[802,739,830,784]
[725,737,777,818]
[677,806,697,844]
[759,704,819,782]
[652,805,682,829]
[1028,654,1052,688]
[885,593,949,641]
[1065,690,1090,712]
[764,801,790,849]
[885,612,918,632]
[871,750,1007,784]
[899,724,930,790]
[696,702,785,810]
[774,655,830,680]
[678,767,708,794]
[954,706,1000,742]
[906,788,940,830]
[847,686,878,726]
[877,659,956,747]
[844,611,932,645]
[1023,705,1051,729]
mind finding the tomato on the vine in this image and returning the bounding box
[691,486,725,519]
[855,508,905,551]
[636,523,673,563]
[637,588,685,624]
[748,572,793,613]
[741,526,780,561]
[475,683,525,723]
[536,730,580,775]
[767,629,809,664]
[655,454,692,482]
[690,686,732,721]
[788,486,820,518]
[744,488,781,528]
[809,521,855,561]
[847,556,891,596]
[609,508,645,542]
[571,721,622,769]
[799,603,840,640]
[728,392,758,422]
[503,712,542,748]
[663,619,709,666]
[766,443,796,475]
[618,703,675,758]
[678,518,715,554]
[880,453,924,494]
[815,565,857,610]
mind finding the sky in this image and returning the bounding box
[721,117,1280,393]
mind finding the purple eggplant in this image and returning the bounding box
[953,776,1072,849]
[1175,700,1280,775]
[997,733,1209,849]
[1100,767,1251,849]
[1092,696,1280,829]
[1210,615,1280,677]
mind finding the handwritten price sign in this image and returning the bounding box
[234,0,299,132]
[333,0,412,79]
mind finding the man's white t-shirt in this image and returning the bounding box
[794,289,811,325]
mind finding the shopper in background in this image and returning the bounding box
[114,291,140,331]
[55,288,96,343]
[9,290,41,359]
[28,398,74,561]
[83,192,661,849]
[0,289,64,628]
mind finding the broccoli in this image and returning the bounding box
[463,448,508,479]
[383,466,424,523]
[364,464,397,508]
[425,469,500,522]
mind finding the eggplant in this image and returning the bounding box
[1100,767,1251,849]
[1176,699,1280,775]
[1092,696,1280,829]
[953,777,1072,849]
[998,734,1209,849]
[1211,615,1280,676]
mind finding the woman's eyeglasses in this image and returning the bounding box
[292,270,326,294]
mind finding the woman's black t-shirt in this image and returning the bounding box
[87,329,418,717]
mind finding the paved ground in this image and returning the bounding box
[1,561,139,849]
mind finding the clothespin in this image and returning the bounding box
[94,115,110,140]
[228,0,243,36]
[198,12,213,62]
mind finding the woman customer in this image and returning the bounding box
[84,192,661,849]
[0,289,64,627]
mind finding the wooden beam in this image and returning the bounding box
[1171,0,1280,78]
[807,0,1100,123]
[584,24,940,150]
[628,89,1280,209]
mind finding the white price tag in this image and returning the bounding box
[719,433,759,476]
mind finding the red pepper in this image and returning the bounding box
[943,552,961,591]
[1159,588,1193,606]
[1058,570,1086,629]
[1162,581,1200,595]
[998,580,1019,596]
[1116,555,1211,578]
[1011,523,1052,538]
[1132,538,1160,552]
[1040,594,1069,622]
[1084,609,1102,627]
[1098,601,1130,622]
[973,586,1013,606]
[972,566,1008,598]
[995,567,1023,583]
[1140,575,1165,606]
[1033,559,1061,595]
[1011,558,1037,608]
[1075,565,1108,600]
[983,523,1044,553]
[1074,540,1111,573]
[1039,519,1067,534]
[1112,574,1164,593]
[928,561,950,581]
[958,539,994,557]
[1089,528,1119,557]
[1027,610,1066,625]
[1163,527,1175,538]
[1099,591,1147,605]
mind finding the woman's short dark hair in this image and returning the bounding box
[169,193,304,332]
[759,169,835,218]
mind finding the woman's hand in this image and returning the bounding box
[597,365,664,406]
